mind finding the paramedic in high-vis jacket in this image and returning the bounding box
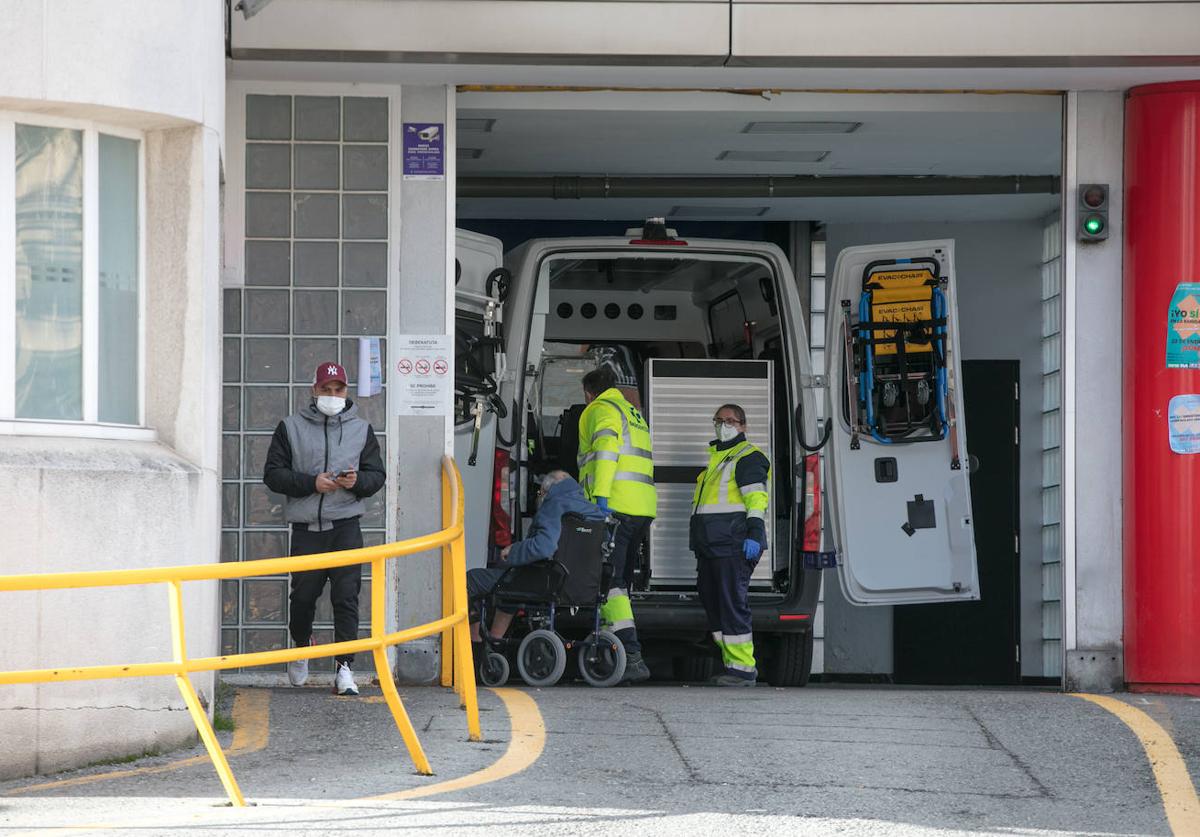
[690,403,771,686]
[578,366,655,683]
[263,361,386,697]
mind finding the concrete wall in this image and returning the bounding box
[822,218,1047,677]
[1064,92,1124,692]
[0,2,224,778]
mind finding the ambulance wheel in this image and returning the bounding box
[517,629,567,687]
[766,629,813,688]
[673,654,716,683]
[578,630,627,688]
[478,651,509,687]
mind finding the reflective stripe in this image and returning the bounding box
[740,482,767,495]
[580,450,619,466]
[600,590,634,626]
[711,631,724,644]
[629,446,654,459]
[723,632,753,645]
[726,662,757,673]
[609,619,636,632]
[608,588,628,598]
[695,502,745,514]
[615,471,654,485]
[591,428,619,442]
[746,508,766,520]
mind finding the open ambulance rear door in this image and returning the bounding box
[824,240,980,605]
[454,230,508,571]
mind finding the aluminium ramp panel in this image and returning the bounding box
[647,358,773,587]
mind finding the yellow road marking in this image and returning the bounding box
[1075,693,1200,836]
[367,687,545,801]
[4,687,271,796]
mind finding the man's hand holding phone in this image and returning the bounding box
[334,468,358,490]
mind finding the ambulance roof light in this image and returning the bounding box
[629,218,687,246]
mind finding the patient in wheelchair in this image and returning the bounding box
[468,469,607,647]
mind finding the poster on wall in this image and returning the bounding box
[394,334,452,416]
[1168,395,1200,454]
[1166,282,1200,368]
[402,123,444,180]
[356,337,382,398]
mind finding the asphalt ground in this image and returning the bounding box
[1,683,1197,836]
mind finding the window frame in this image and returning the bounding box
[0,110,150,440]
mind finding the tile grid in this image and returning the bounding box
[221,94,390,673]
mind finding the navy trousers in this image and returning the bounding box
[695,550,759,679]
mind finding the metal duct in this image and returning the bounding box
[458,175,1060,199]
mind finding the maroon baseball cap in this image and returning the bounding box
[313,361,347,387]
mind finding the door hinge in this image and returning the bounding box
[1014,425,1019,445]
[1014,381,1020,401]
[1016,644,1021,663]
[1014,532,1020,553]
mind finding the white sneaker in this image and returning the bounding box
[335,662,358,696]
[287,657,309,687]
[288,636,315,686]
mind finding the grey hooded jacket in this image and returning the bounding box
[262,400,386,532]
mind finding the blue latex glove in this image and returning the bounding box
[743,539,763,561]
[596,497,610,513]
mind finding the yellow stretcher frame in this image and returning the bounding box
[0,455,479,807]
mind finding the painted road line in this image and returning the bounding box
[3,687,271,797]
[1075,693,1200,836]
[367,687,545,801]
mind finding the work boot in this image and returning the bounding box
[622,651,651,684]
[334,661,359,696]
[711,673,756,687]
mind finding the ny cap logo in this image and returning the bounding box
[327,365,339,375]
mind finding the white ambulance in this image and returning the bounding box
[454,222,979,685]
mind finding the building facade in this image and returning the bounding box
[1,0,1198,775]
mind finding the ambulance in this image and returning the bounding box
[454,221,979,685]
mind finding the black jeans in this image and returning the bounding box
[289,517,363,666]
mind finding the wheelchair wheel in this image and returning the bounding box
[478,651,509,687]
[577,629,627,688]
[516,629,567,687]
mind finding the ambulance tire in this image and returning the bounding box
[578,630,627,688]
[673,653,717,683]
[517,629,567,687]
[766,629,813,688]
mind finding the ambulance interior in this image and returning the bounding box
[525,249,799,595]
[458,90,1063,684]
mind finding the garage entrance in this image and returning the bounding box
[455,89,1063,685]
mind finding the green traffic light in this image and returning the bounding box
[1083,215,1105,236]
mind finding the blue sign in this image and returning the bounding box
[402,122,444,180]
[1168,394,1200,454]
[1166,282,1200,368]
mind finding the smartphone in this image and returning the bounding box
[333,468,355,479]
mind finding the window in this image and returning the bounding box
[707,290,750,358]
[0,115,143,432]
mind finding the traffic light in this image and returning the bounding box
[1078,184,1109,241]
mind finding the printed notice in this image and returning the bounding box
[402,123,444,180]
[1168,394,1200,454]
[1166,282,1200,368]
[395,334,452,416]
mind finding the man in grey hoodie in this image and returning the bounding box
[263,361,386,696]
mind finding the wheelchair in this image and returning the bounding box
[475,512,627,688]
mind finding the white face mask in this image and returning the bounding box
[716,422,741,442]
[316,396,346,417]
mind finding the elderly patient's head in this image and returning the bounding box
[537,470,571,500]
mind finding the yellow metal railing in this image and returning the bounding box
[0,455,480,807]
